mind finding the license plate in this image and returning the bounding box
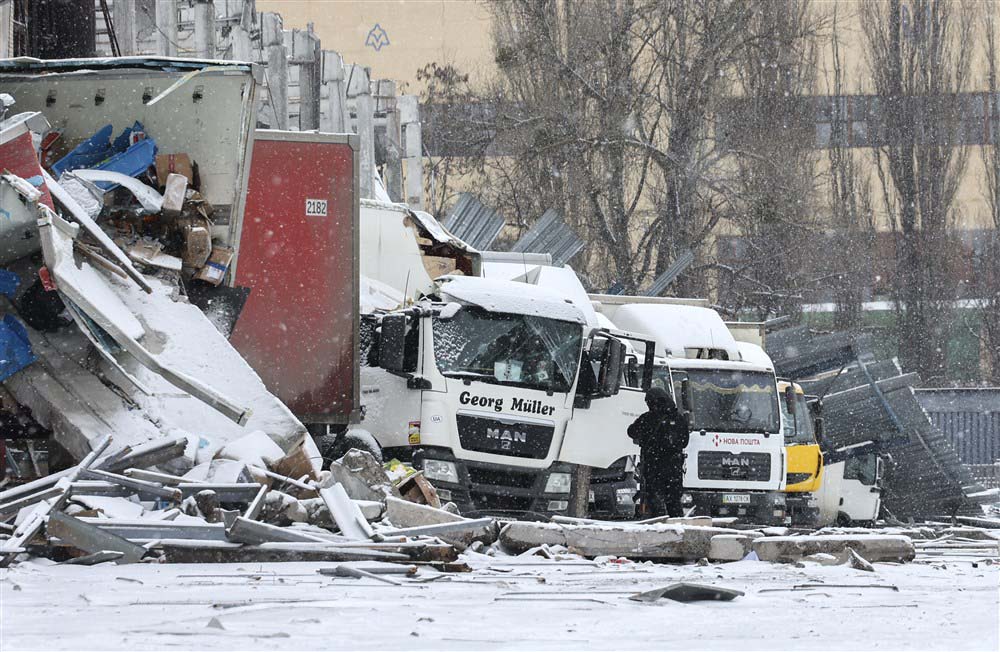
[588,490,595,503]
[722,494,751,505]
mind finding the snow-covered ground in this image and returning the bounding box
[1,552,996,650]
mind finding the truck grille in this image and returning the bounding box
[468,467,538,489]
[457,413,553,459]
[698,451,771,481]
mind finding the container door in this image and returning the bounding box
[229,131,360,424]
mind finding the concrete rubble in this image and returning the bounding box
[0,442,480,569]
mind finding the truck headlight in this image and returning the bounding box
[422,459,458,484]
[544,472,572,494]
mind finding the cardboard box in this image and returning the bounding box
[155,153,194,186]
[194,246,234,286]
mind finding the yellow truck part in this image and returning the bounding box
[778,381,824,520]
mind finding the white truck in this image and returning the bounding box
[815,442,883,526]
[590,296,789,524]
[361,275,655,517]
[353,203,653,517]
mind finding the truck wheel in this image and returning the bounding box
[836,511,852,527]
[314,429,383,466]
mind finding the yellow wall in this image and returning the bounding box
[265,0,997,235]
[256,0,494,90]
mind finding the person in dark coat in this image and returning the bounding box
[628,386,691,517]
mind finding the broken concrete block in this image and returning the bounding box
[499,521,742,561]
[847,547,875,572]
[752,535,915,563]
[183,460,253,485]
[385,496,497,547]
[802,552,842,566]
[323,449,397,502]
[298,497,383,528]
[709,534,758,562]
[259,490,305,526]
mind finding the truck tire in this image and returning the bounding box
[314,429,383,467]
[836,511,852,527]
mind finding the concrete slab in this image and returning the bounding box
[499,521,744,560]
[384,496,497,547]
[753,534,916,563]
[709,534,758,562]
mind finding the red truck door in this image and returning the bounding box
[229,131,360,425]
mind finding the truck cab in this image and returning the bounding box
[362,275,650,517]
[777,380,824,525]
[815,442,883,526]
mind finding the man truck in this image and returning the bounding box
[359,273,653,517]
[590,295,788,524]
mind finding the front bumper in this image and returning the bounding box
[588,464,637,519]
[785,492,820,527]
[412,447,574,519]
[684,490,789,526]
[412,447,636,519]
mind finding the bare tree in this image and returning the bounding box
[827,5,877,331]
[475,0,768,294]
[976,5,1000,382]
[861,0,974,383]
[416,62,489,218]
[716,0,824,320]
[641,1,758,297]
[481,0,664,292]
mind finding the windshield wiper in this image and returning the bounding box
[442,371,495,381]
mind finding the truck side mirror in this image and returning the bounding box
[378,313,408,373]
[680,378,693,413]
[784,385,796,414]
[597,340,625,397]
[814,416,824,442]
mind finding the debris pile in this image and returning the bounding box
[0,442,489,570]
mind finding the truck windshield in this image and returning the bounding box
[780,392,816,444]
[432,308,582,393]
[673,369,779,434]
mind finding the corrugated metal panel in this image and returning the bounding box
[643,250,694,297]
[915,389,1000,465]
[766,326,874,380]
[767,322,984,518]
[443,193,505,250]
[510,209,584,266]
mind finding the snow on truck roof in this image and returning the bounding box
[610,303,742,360]
[736,341,775,368]
[481,262,599,327]
[436,276,587,324]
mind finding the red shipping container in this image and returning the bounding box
[229,131,360,425]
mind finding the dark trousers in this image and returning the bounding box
[640,457,685,517]
[645,481,684,517]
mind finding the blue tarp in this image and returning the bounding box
[0,314,35,382]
